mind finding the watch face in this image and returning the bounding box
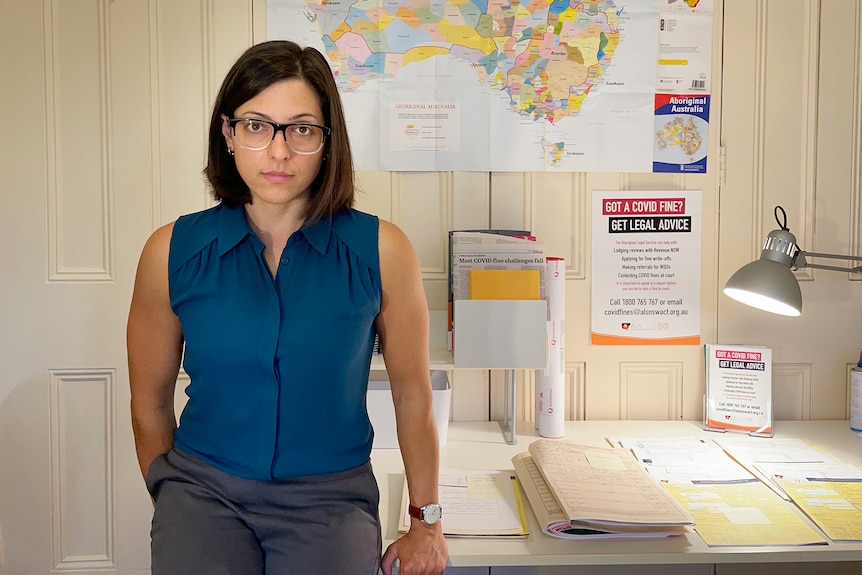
[423,503,442,524]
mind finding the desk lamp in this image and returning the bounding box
[723,206,862,316]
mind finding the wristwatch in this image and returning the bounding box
[408,502,443,525]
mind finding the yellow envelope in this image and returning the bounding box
[468,269,541,300]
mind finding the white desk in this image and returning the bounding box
[372,420,862,572]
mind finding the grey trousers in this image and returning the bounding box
[145,448,382,575]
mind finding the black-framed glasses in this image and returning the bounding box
[228,118,330,155]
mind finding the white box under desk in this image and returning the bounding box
[367,370,451,449]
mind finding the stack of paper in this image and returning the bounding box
[398,468,530,538]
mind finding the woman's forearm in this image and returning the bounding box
[131,404,177,479]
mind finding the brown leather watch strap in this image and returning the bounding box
[408,504,422,520]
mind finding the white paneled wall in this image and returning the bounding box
[720,0,862,420]
[2,1,862,573]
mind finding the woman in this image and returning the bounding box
[127,40,447,575]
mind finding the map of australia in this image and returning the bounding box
[269,0,710,172]
[307,0,621,126]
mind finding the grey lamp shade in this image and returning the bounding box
[723,258,802,316]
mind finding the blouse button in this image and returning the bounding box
[280,256,290,265]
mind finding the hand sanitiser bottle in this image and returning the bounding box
[852,351,862,432]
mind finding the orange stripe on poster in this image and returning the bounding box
[591,333,701,346]
[706,419,772,435]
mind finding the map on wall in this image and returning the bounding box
[267,0,712,172]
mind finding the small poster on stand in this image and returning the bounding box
[703,344,773,437]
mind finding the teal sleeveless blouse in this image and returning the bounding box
[168,203,381,480]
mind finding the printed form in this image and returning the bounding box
[759,461,862,542]
[610,435,826,546]
[398,468,528,537]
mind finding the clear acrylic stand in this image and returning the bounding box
[453,300,548,445]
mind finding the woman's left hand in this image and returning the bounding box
[379,525,448,575]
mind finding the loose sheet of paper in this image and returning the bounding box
[614,436,758,485]
[761,461,862,541]
[663,482,826,546]
[778,481,862,541]
[716,435,839,501]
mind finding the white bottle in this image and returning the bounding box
[851,352,862,432]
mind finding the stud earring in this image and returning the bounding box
[228,148,235,157]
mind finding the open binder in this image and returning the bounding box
[511,439,694,539]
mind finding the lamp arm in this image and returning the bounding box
[796,251,862,274]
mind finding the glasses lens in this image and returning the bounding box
[285,125,325,154]
[235,119,274,150]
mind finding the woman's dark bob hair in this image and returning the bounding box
[204,40,354,223]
